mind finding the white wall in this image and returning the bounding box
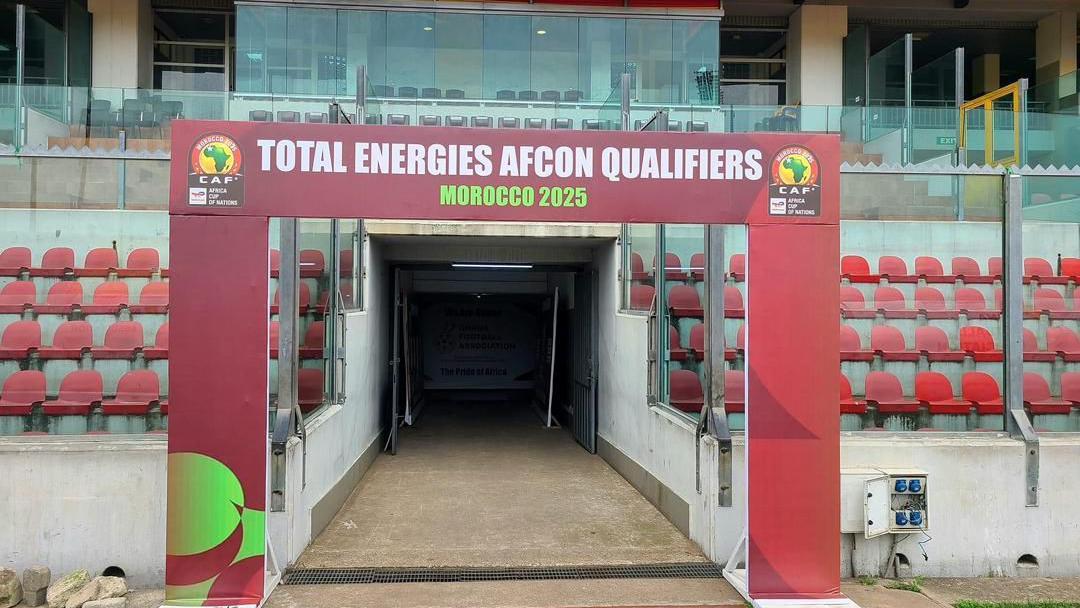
[88,0,154,89]
[0,436,167,587]
[786,5,847,106]
[0,209,169,266]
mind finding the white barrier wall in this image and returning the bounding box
[595,239,1080,578]
[0,436,167,586]
[0,209,170,267]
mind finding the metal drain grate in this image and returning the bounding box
[282,562,724,585]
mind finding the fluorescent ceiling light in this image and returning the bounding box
[536,29,547,35]
[452,263,533,270]
[423,26,432,31]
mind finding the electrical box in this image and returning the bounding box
[841,468,928,539]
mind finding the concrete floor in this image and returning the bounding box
[296,399,707,569]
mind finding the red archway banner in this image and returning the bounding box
[166,119,841,605]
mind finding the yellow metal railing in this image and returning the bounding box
[959,81,1022,166]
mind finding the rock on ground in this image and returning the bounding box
[0,568,21,608]
[64,576,127,608]
[83,599,126,608]
[23,566,51,592]
[46,570,90,608]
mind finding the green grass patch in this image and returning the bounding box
[886,576,925,593]
[954,603,1080,608]
[858,576,878,586]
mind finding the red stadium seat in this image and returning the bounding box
[1032,288,1079,320]
[270,249,281,277]
[840,286,874,319]
[865,370,920,414]
[688,323,704,360]
[988,257,1003,277]
[0,370,46,415]
[1061,257,1080,281]
[118,248,160,278]
[43,370,103,415]
[1047,326,1080,362]
[0,320,41,359]
[668,369,703,414]
[269,321,281,359]
[915,256,953,283]
[959,325,1002,362]
[34,247,75,278]
[130,281,169,314]
[878,256,916,283]
[954,287,999,319]
[339,249,354,278]
[298,368,324,414]
[841,255,877,283]
[962,372,1004,415]
[83,281,129,314]
[271,283,311,314]
[300,249,326,278]
[874,286,915,318]
[725,370,745,413]
[916,371,972,414]
[1023,372,1072,415]
[38,321,92,359]
[1061,372,1080,405]
[302,321,325,358]
[92,321,144,359]
[870,325,918,361]
[736,324,745,352]
[0,247,31,275]
[1025,257,1068,285]
[1023,328,1055,363]
[653,252,687,282]
[101,369,159,415]
[914,286,955,319]
[725,286,744,318]
[668,285,703,318]
[78,247,119,277]
[689,253,705,282]
[35,281,83,314]
[915,325,964,362]
[0,281,35,314]
[840,325,873,362]
[630,285,655,311]
[951,257,994,284]
[630,252,649,281]
[729,253,745,281]
[669,326,687,361]
[144,323,169,360]
[840,373,866,415]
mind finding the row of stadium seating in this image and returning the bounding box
[668,368,1080,431]
[629,252,1080,285]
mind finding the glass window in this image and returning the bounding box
[286,8,340,95]
[386,12,434,96]
[0,4,15,83]
[1022,176,1080,432]
[338,9,386,96]
[676,21,719,105]
[337,219,363,310]
[840,173,1004,432]
[578,17,625,102]
[622,224,656,312]
[435,13,482,99]
[531,16,578,99]
[236,5,286,94]
[23,5,67,86]
[483,14,531,100]
[626,19,674,103]
[297,219,333,418]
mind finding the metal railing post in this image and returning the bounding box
[356,65,367,125]
[15,4,25,150]
[620,73,631,131]
[702,224,732,507]
[270,219,304,511]
[1003,172,1039,507]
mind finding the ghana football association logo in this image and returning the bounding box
[768,145,821,217]
[188,133,244,207]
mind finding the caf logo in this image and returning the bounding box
[191,134,242,176]
[771,146,818,188]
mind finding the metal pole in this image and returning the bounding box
[356,65,367,125]
[704,224,732,507]
[620,73,631,131]
[1018,78,1028,167]
[15,4,26,149]
[270,218,301,511]
[1003,172,1039,507]
[903,33,914,165]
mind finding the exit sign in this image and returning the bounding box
[936,136,957,146]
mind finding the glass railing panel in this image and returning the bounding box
[596,85,621,131]
[868,37,908,107]
[0,156,123,209]
[1021,175,1080,432]
[1030,69,1078,115]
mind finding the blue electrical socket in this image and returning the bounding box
[909,511,923,526]
[895,511,909,526]
[908,479,922,493]
[894,479,908,493]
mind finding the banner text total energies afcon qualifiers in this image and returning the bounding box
[255,139,765,210]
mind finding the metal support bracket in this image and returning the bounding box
[1004,172,1039,507]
